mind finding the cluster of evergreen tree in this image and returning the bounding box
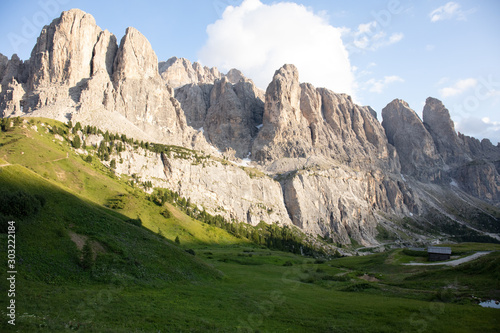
[0,190,46,233]
[50,125,67,136]
[148,188,318,256]
[0,117,22,132]
[66,122,209,168]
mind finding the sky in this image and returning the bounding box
[1,0,499,144]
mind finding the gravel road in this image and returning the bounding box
[403,251,492,267]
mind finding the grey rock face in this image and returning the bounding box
[0,77,26,117]
[382,99,442,181]
[0,53,8,82]
[423,97,464,164]
[91,30,118,77]
[175,83,212,129]
[0,54,29,117]
[175,75,264,158]
[28,9,101,89]
[158,57,222,88]
[282,166,417,245]
[1,54,29,86]
[252,64,397,172]
[383,96,500,205]
[204,77,262,157]
[161,154,292,227]
[454,161,500,202]
[0,9,204,147]
[246,65,417,245]
[113,27,158,81]
[252,65,306,162]
[110,27,193,146]
[225,68,245,84]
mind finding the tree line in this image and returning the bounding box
[149,188,320,256]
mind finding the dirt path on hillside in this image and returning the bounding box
[43,152,69,164]
[402,251,492,267]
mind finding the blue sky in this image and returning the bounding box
[1,0,499,143]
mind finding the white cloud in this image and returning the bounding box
[198,0,355,95]
[486,90,500,98]
[429,2,475,22]
[439,78,477,97]
[456,117,500,145]
[344,21,404,52]
[436,77,449,86]
[388,32,404,44]
[365,75,404,94]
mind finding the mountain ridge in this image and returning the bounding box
[1,8,499,246]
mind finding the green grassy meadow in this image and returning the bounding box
[0,118,499,332]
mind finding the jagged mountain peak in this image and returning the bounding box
[113,26,159,81]
[158,56,222,88]
[382,98,442,180]
[28,8,102,89]
[273,63,299,80]
[422,96,463,164]
[225,68,245,84]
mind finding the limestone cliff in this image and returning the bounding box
[423,97,465,165]
[382,97,500,203]
[253,65,398,172]
[382,99,443,181]
[0,9,204,148]
[0,54,29,117]
[174,72,264,158]
[158,57,222,88]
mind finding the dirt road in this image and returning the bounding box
[403,251,492,267]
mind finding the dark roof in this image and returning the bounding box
[427,246,452,255]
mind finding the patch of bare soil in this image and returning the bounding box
[68,230,106,259]
[359,274,380,282]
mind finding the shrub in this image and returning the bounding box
[72,135,81,149]
[185,249,196,256]
[106,195,126,209]
[0,190,45,218]
[341,282,378,292]
[322,275,349,282]
[81,239,94,270]
[126,218,142,227]
[85,155,93,163]
[403,249,428,257]
[175,236,180,245]
[0,213,16,233]
[160,209,172,219]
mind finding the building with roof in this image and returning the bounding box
[427,246,452,261]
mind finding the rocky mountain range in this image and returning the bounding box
[1,9,499,246]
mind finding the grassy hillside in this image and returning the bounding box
[1,118,499,332]
[0,118,242,246]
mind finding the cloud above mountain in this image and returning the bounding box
[198,0,355,96]
[429,2,475,22]
[440,78,477,97]
[365,75,404,94]
[456,117,500,145]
